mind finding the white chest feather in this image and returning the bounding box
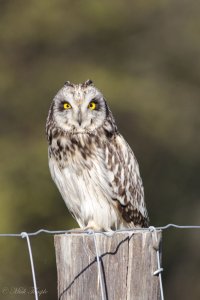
[49,148,120,230]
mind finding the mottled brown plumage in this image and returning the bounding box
[46,80,149,230]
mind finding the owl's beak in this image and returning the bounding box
[77,110,82,126]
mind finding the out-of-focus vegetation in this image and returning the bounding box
[0,0,200,299]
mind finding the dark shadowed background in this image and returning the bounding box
[0,0,200,299]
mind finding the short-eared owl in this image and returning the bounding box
[46,80,149,231]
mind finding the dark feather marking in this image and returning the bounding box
[118,186,125,197]
[71,137,79,146]
[120,202,149,227]
[49,133,52,145]
[104,129,114,139]
[81,151,87,160]
[57,139,63,151]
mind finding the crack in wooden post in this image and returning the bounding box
[54,230,162,300]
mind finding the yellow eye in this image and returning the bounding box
[88,101,96,110]
[63,102,71,110]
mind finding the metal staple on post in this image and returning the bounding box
[149,226,164,300]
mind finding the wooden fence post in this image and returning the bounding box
[54,230,162,300]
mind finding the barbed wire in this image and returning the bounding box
[1,224,200,300]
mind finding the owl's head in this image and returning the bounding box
[49,80,114,134]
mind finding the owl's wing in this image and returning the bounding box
[105,134,149,227]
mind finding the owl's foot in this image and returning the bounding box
[83,221,115,233]
[83,220,103,232]
[83,226,100,233]
[67,226,101,234]
[67,227,85,234]
[83,226,115,237]
[68,221,114,234]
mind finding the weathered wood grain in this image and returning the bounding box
[54,230,162,300]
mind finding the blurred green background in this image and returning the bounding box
[0,0,200,299]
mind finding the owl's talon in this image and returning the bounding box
[85,229,94,235]
[67,228,84,234]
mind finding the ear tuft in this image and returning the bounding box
[64,81,74,87]
[82,79,93,87]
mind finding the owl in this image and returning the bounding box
[46,80,149,231]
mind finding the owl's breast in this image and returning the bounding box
[48,134,120,230]
[50,132,102,165]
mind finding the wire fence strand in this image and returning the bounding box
[0,224,200,237]
[21,232,38,300]
[149,226,164,300]
[1,224,200,300]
